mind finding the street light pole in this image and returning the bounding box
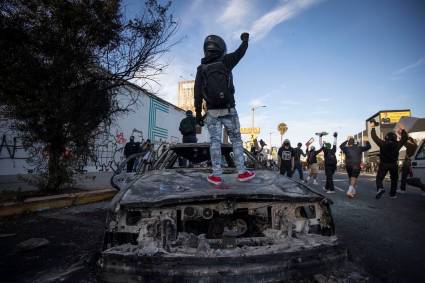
[251,105,266,137]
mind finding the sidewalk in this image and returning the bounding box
[0,172,114,192]
[0,172,116,217]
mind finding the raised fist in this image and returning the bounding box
[333,132,338,138]
[240,32,249,42]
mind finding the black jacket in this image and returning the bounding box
[322,145,337,167]
[371,128,407,163]
[194,41,248,115]
[179,116,197,137]
[124,141,139,158]
[340,141,371,167]
[293,147,306,162]
[306,148,322,165]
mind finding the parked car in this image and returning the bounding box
[99,143,346,283]
[410,139,425,190]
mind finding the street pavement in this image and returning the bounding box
[302,170,425,283]
[0,172,114,192]
[0,170,424,282]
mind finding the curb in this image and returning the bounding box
[0,188,117,217]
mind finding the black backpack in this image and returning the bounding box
[201,61,233,108]
[180,117,195,135]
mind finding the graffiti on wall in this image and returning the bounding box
[0,134,27,160]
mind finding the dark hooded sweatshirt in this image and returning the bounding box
[371,128,407,163]
[194,41,248,116]
[340,141,371,167]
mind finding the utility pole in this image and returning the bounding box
[251,105,266,140]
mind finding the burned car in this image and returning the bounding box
[99,143,346,282]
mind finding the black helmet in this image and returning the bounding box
[203,35,226,56]
[186,110,193,116]
[385,132,397,142]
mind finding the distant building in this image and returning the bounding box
[366,109,411,163]
[177,80,195,113]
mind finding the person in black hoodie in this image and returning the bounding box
[278,139,294,177]
[179,110,197,143]
[306,145,322,185]
[371,122,408,199]
[194,33,255,185]
[124,136,139,172]
[293,143,306,180]
[320,132,338,193]
[340,136,371,198]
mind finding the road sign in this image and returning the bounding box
[240,127,260,135]
[277,123,288,135]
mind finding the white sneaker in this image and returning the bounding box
[313,179,318,185]
[346,186,354,198]
[396,189,406,194]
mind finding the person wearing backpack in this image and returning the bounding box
[179,110,197,143]
[320,132,338,193]
[194,32,255,185]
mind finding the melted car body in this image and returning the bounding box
[99,144,346,282]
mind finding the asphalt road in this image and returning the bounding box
[0,170,424,282]
[304,170,425,283]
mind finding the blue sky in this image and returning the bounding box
[123,0,425,148]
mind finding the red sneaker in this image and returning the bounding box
[207,175,222,185]
[238,171,256,182]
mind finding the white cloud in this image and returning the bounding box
[218,0,253,28]
[393,57,425,76]
[248,0,321,41]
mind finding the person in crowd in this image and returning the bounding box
[340,136,371,198]
[306,145,322,185]
[398,136,418,193]
[320,132,338,193]
[278,139,294,177]
[293,142,306,181]
[194,32,255,185]
[371,122,407,199]
[179,110,197,143]
[124,136,139,172]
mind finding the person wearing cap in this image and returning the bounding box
[340,135,371,198]
[278,139,295,177]
[194,32,255,185]
[179,110,197,144]
[293,142,306,180]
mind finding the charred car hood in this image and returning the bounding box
[113,170,324,208]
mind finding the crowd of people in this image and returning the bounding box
[274,120,424,199]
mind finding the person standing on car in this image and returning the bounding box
[194,32,255,185]
[340,136,371,198]
[399,137,418,194]
[371,122,408,199]
[124,136,139,172]
[293,142,306,180]
[320,133,338,193]
[278,139,294,177]
[306,145,322,185]
[179,110,198,143]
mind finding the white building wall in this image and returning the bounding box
[0,83,209,175]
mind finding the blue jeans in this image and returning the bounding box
[205,110,246,176]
